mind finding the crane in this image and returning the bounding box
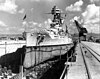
[74,20,88,41]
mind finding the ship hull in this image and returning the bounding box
[24,32,73,68]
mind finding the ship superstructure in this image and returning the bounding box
[26,6,72,46]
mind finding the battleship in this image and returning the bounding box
[24,6,73,68]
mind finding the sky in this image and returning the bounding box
[0,0,99,34]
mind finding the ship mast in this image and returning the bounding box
[46,6,68,36]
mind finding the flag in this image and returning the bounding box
[23,14,26,20]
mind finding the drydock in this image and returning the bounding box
[1,41,100,79]
[0,4,99,79]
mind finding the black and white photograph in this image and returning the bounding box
[0,0,100,79]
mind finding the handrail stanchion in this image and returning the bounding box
[60,61,70,79]
[60,46,62,60]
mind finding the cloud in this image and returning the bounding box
[45,0,54,2]
[22,18,52,32]
[4,26,25,34]
[70,16,83,24]
[82,4,100,33]
[29,21,38,26]
[22,21,27,25]
[66,0,83,11]
[0,0,5,3]
[44,19,52,24]
[1,18,51,34]
[82,4,100,23]
[68,16,83,34]
[31,8,33,11]
[0,20,7,27]
[30,0,53,2]
[90,0,100,3]
[83,23,100,33]
[0,0,18,14]
[30,0,40,2]
[18,8,25,14]
[22,21,39,30]
[73,16,80,20]
[44,19,52,28]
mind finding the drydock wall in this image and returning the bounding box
[0,41,77,73]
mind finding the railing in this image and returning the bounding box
[59,51,73,79]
